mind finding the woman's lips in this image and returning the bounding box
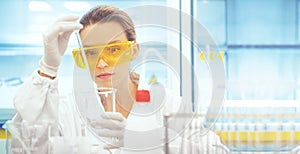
[97,73,113,79]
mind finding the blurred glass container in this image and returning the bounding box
[5,120,95,154]
[48,124,93,154]
[5,120,51,154]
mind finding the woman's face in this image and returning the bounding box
[80,22,135,88]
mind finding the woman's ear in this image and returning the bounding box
[131,43,140,61]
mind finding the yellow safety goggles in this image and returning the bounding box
[72,41,135,68]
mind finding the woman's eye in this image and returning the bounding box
[107,46,121,54]
[85,49,97,56]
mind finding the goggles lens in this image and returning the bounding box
[72,41,135,68]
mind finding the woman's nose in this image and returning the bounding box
[96,58,109,68]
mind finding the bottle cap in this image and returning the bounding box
[136,90,150,103]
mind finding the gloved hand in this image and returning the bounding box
[89,112,127,149]
[39,15,83,77]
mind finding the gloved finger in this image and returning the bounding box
[56,14,80,22]
[93,128,124,138]
[104,144,119,150]
[58,31,73,45]
[45,22,82,41]
[90,118,125,130]
[56,31,74,56]
[102,112,126,122]
[103,138,123,150]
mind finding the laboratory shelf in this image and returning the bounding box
[207,100,300,152]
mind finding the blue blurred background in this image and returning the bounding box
[0,0,299,114]
[0,0,300,152]
[0,0,298,100]
[0,0,299,117]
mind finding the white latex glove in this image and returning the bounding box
[40,15,83,77]
[89,112,127,150]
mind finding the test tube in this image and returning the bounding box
[112,88,116,112]
[98,88,117,112]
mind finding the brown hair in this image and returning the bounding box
[80,5,136,41]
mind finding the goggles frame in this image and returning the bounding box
[72,41,135,68]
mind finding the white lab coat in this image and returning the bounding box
[11,70,227,154]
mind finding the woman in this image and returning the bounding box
[11,5,225,153]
